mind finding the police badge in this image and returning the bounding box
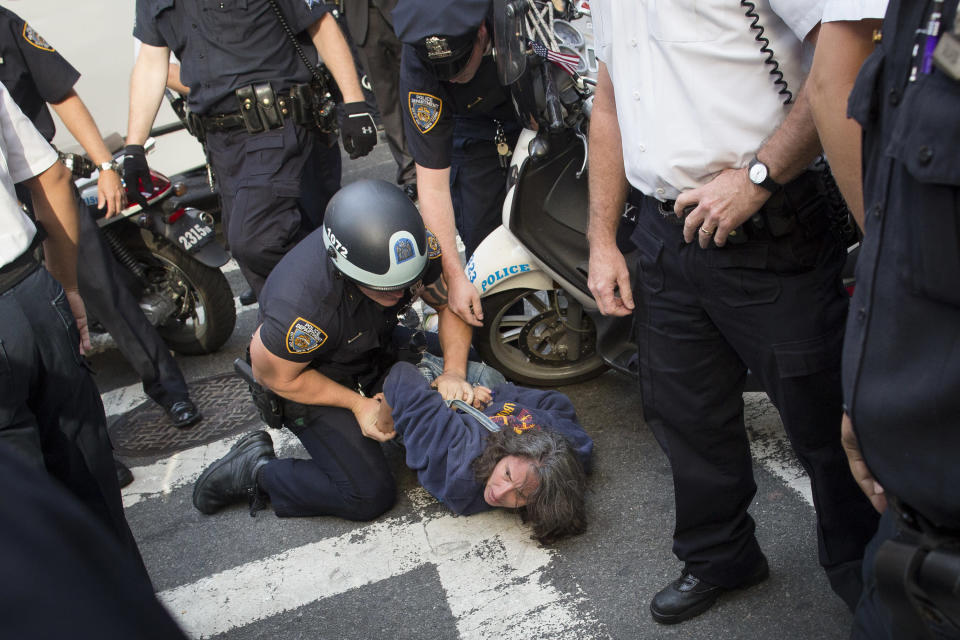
[22,24,54,52]
[285,317,328,355]
[409,92,442,134]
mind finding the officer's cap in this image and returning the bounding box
[392,0,491,78]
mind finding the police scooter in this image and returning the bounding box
[465,0,636,386]
[62,133,236,355]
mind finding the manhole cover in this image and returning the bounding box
[109,373,263,457]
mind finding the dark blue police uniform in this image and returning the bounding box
[252,227,442,518]
[0,7,193,415]
[845,1,960,636]
[134,0,343,294]
[396,14,521,258]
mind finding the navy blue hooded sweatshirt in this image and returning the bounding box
[382,362,594,516]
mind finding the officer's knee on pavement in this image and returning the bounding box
[344,477,396,521]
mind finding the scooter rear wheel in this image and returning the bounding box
[476,287,607,386]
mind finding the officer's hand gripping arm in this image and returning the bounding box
[421,273,477,406]
[250,328,395,440]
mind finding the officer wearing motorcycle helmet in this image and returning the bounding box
[393,0,523,328]
[192,179,479,521]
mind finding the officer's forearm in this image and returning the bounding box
[127,44,170,145]
[50,90,114,166]
[309,13,364,103]
[586,63,629,248]
[808,20,880,230]
[416,165,468,284]
[23,162,81,292]
[436,305,472,378]
[753,85,823,188]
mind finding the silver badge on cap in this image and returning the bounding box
[424,36,453,60]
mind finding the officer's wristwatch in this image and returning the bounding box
[97,160,119,173]
[747,156,781,193]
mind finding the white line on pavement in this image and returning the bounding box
[120,430,300,509]
[744,392,813,504]
[158,508,603,640]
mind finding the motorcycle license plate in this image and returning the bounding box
[173,215,214,253]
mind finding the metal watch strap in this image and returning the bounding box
[97,160,119,172]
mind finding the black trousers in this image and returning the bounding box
[78,206,189,409]
[207,119,341,296]
[450,125,518,259]
[0,443,184,638]
[631,196,879,604]
[0,265,147,578]
[352,3,415,187]
[258,401,395,520]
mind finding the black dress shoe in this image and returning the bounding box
[192,431,275,516]
[650,558,770,625]
[239,288,257,306]
[167,399,202,429]
[115,458,134,488]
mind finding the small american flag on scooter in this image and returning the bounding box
[527,39,580,76]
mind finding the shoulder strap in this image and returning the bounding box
[447,399,502,433]
[266,0,331,90]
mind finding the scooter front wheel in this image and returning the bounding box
[476,288,607,387]
[135,242,237,355]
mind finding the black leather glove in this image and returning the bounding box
[336,102,378,159]
[122,144,153,208]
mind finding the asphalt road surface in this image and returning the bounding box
[12,4,857,637]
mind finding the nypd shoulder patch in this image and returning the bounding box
[408,92,442,134]
[22,24,54,52]
[285,317,328,355]
[426,230,442,260]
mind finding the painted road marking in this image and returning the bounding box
[158,509,603,639]
[120,430,299,508]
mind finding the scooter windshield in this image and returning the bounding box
[493,0,527,86]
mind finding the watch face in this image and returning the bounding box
[749,162,768,184]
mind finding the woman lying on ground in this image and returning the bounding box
[375,358,593,543]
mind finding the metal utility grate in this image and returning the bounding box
[108,373,262,457]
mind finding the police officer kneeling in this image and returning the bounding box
[192,180,477,520]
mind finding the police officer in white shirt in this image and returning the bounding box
[0,82,149,583]
[586,0,880,625]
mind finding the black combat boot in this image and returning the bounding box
[192,431,275,516]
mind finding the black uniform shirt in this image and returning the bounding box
[843,0,960,528]
[257,227,443,392]
[134,0,331,115]
[0,7,79,141]
[399,48,516,169]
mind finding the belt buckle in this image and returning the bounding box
[657,199,685,226]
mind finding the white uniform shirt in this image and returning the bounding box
[592,0,823,200]
[0,81,57,267]
[822,0,888,22]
